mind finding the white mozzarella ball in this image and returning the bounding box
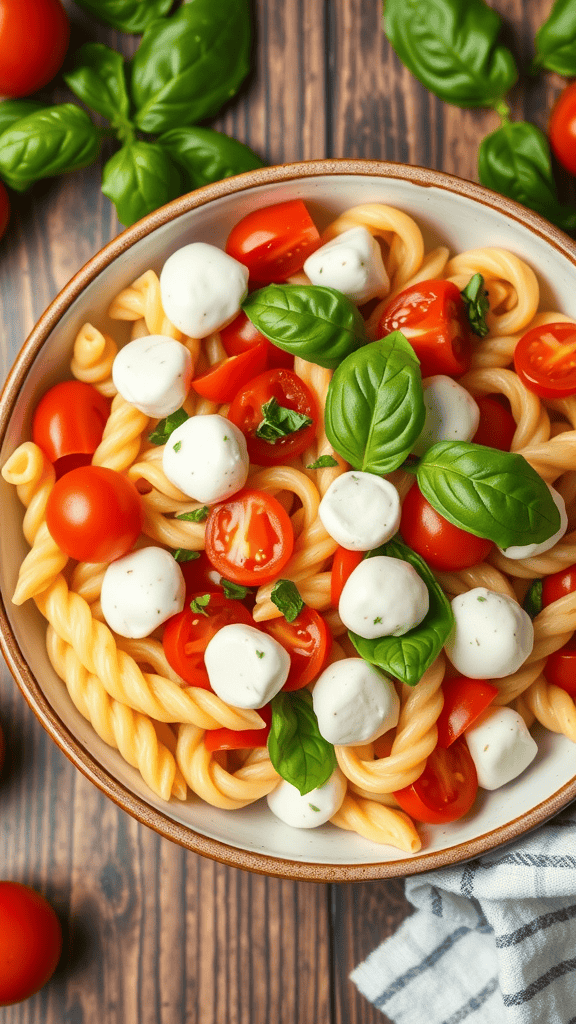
[303,227,389,305]
[312,658,400,746]
[204,623,290,709]
[267,767,347,828]
[444,587,534,679]
[162,415,249,503]
[159,242,249,337]
[318,472,401,551]
[112,335,193,418]
[498,485,567,560]
[339,556,429,639]
[464,707,538,790]
[101,546,185,639]
[412,375,480,457]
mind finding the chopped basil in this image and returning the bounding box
[173,549,201,562]
[256,650,265,659]
[523,579,543,619]
[220,578,251,600]
[306,455,338,469]
[148,407,189,445]
[461,273,490,338]
[270,579,304,623]
[176,506,210,523]
[190,594,211,616]
[173,440,182,452]
[309,804,321,812]
[255,397,313,444]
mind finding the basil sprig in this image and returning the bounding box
[72,0,173,33]
[158,126,263,190]
[255,398,313,444]
[0,105,100,192]
[269,690,336,796]
[349,538,454,687]
[65,43,131,130]
[533,0,576,76]
[416,441,561,549]
[148,408,189,445]
[523,579,543,620]
[461,274,489,338]
[271,580,304,623]
[324,332,425,475]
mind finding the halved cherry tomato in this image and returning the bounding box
[0,882,62,1006]
[205,489,294,586]
[265,608,332,690]
[400,484,493,571]
[393,737,478,824]
[180,551,221,599]
[0,181,10,241]
[542,564,576,608]
[544,635,576,697]
[225,200,321,284]
[514,322,576,399]
[204,703,272,752]
[330,546,363,606]
[0,0,69,98]
[377,279,473,378]
[220,311,293,369]
[190,341,268,403]
[549,82,576,177]
[436,676,499,748]
[163,591,253,688]
[227,368,317,466]
[45,465,143,563]
[32,381,110,477]
[472,395,516,451]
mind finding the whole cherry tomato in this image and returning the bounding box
[0,0,69,97]
[45,466,143,563]
[264,608,332,690]
[0,882,62,1005]
[377,279,473,378]
[400,484,493,571]
[393,737,478,824]
[227,368,317,466]
[0,182,10,241]
[225,200,321,283]
[514,322,576,399]
[190,341,268,403]
[163,591,253,688]
[205,489,294,586]
[472,395,516,451]
[220,311,293,369]
[436,676,499,748]
[204,703,272,752]
[544,635,576,698]
[330,546,363,606]
[542,564,576,608]
[549,82,576,177]
[32,381,110,477]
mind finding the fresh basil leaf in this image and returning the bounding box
[131,0,251,133]
[0,105,100,193]
[269,690,336,796]
[173,549,201,563]
[72,0,173,33]
[190,594,211,616]
[176,506,210,523]
[64,44,131,130]
[523,579,543,620]
[478,121,576,233]
[533,0,576,76]
[148,407,189,445]
[307,456,338,469]
[461,274,489,338]
[102,141,183,226]
[383,0,517,108]
[0,100,47,138]
[349,537,454,687]
[243,285,368,370]
[270,580,304,623]
[255,397,313,444]
[324,332,425,475]
[416,441,562,548]
[220,578,251,600]
[158,126,263,189]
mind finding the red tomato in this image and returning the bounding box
[514,322,576,399]
[191,341,268,403]
[32,381,110,477]
[330,546,363,606]
[472,395,516,451]
[0,882,62,1005]
[265,608,332,690]
[227,368,317,466]
[180,551,221,599]
[45,466,143,563]
[204,704,272,752]
[163,591,253,688]
[393,737,478,824]
[400,484,493,571]
[225,200,321,284]
[0,0,69,97]
[377,280,473,378]
[436,676,499,748]
[542,564,576,608]
[544,635,576,697]
[0,181,10,241]
[205,489,294,586]
[549,82,576,177]
[220,311,293,369]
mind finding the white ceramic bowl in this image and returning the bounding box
[2,160,576,882]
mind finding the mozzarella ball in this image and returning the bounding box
[412,375,480,457]
[312,658,400,746]
[464,707,538,790]
[112,335,193,418]
[204,623,290,709]
[101,546,185,639]
[267,767,347,828]
[318,472,401,551]
[162,415,249,503]
[303,226,389,305]
[339,555,429,639]
[498,485,567,560]
[444,587,534,679]
[159,242,249,337]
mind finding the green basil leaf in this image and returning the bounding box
[523,579,543,620]
[255,397,313,444]
[148,407,189,445]
[102,141,183,226]
[416,440,561,548]
[324,332,425,475]
[0,104,100,193]
[64,43,131,128]
[269,690,336,796]
[190,594,211,616]
[270,580,305,623]
[220,578,251,600]
[533,0,576,76]
[72,0,173,33]
[349,537,454,686]
[0,100,47,138]
[243,285,368,370]
[173,549,201,563]
[461,274,489,338]
[383,0,517,108]
[131,1,251,133]
[478,121,576,233]
[175,506,210,523]
[306,456,338,469]
[158,126,263,189]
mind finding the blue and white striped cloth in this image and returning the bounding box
[351,804,576,1024]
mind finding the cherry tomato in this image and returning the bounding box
[220,311,293,369]
[45,466,143,563]
[400,484,493,571]
[0,882,62,1005]
[265,608,332,690]
[204,703,272,752]
[544,636,576,697]
[549,82,576,177]
[472,395,516,451]
[32,381,110,477]
[225,200,321,284]
[163,591,253,688]
[191,341,268,403]
[514,322,576,399]
[377,279,473,378]
[330,546,363,606]
[0,0,69,97]
[0,181,10,241]
[205,489,294,586]
[393,737,478,824]
[180,551,221,599]
[436,676,499,748]
[227,368,317,466]
[542,564,576,608]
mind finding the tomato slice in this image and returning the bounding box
[377,279,473,378]
[472,395,516,451]
[204,703,272,752]
[514,322,576,399]
[220,311,293,369]
[205,489,294,586]
[227,368,317,466]
[264,608,332,690]
[163,591,253,688]
[32,380,110,473]
[330,546,364,606]
[400,484,493,572]
[225,200,321,284]
[191,341,268,403]
[436,676,499,748]
[393,737,478,824]
[549,82,576,177]
[544,636,576,697]
[542,564,576,608]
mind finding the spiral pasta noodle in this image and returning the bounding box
[71,322,118,396]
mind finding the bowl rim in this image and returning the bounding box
[2,157,576,882]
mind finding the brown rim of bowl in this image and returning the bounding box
[2,158,576,883]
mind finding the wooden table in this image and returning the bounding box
[0,1,564,1021]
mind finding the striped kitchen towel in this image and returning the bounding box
[351,803,576,1023]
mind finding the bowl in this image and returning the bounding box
[2,159,576,882]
